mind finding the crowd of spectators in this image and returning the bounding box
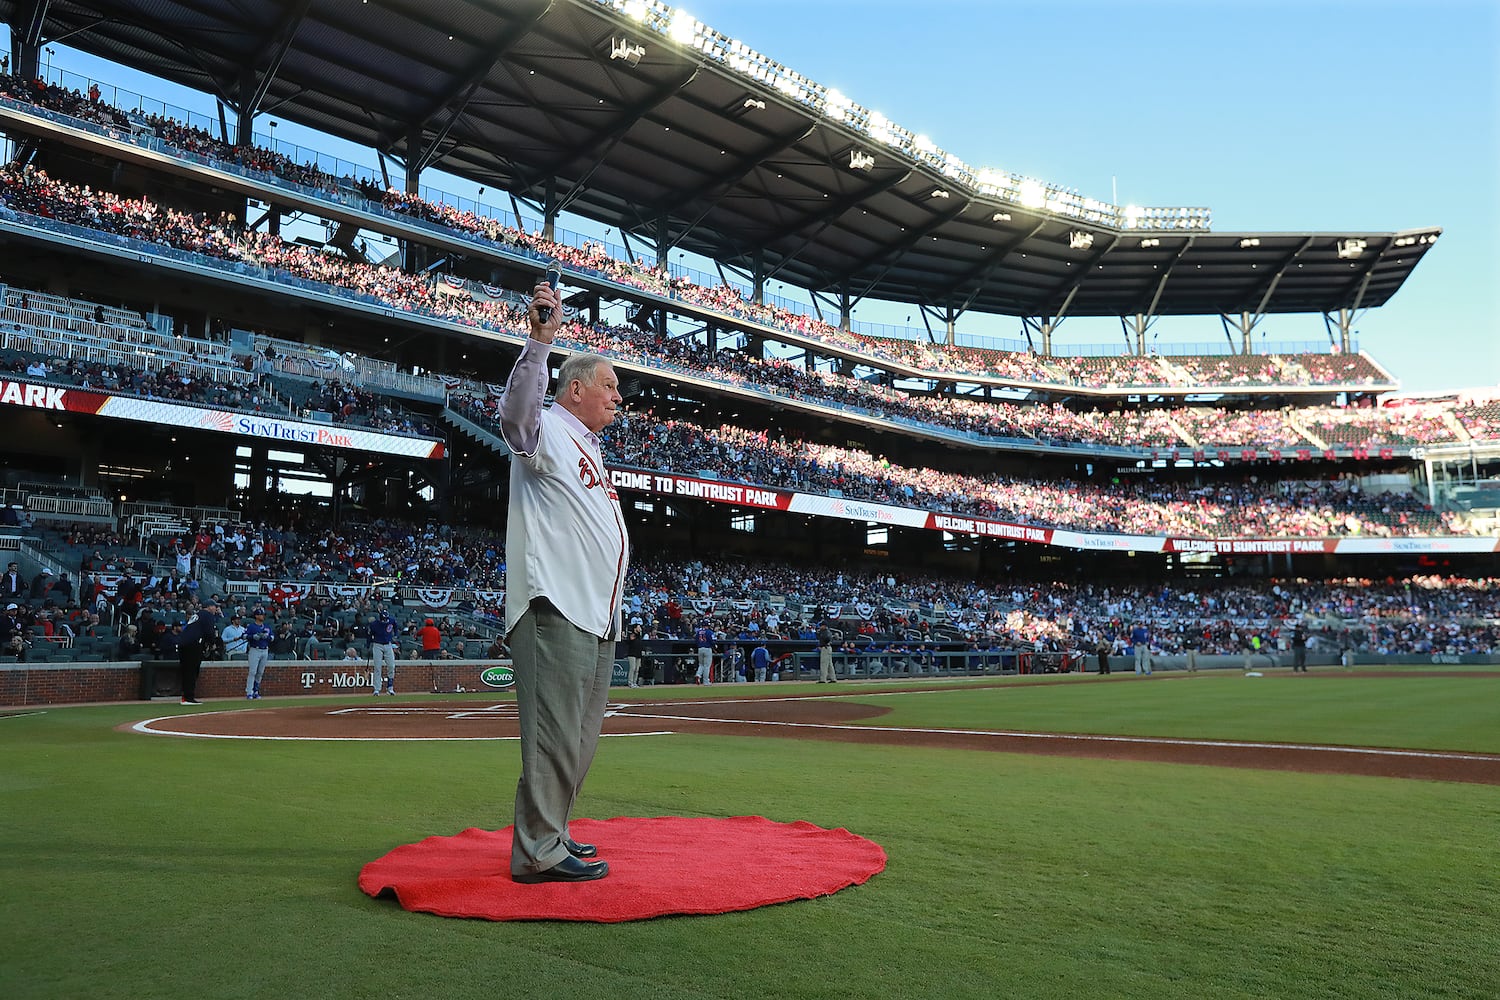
[0,341,274,411]
[9,514,1497,663]
[0,74,1397,393]
[4,164,1467,461]
[448,391,1466,538]
[274,375,442,438]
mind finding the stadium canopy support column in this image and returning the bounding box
[246,445,271,510]
[1021,316,1054,356]
[1221,312,1257,354]
[541,177,558,243]
[10,0,50,84]
[943,305,957,348]
[838,284,852,331]
[1324,308,1356,355]
[400,133,432,273]
[1125,313,1151,355]
[751,249,765,305]
[653,212,675,274]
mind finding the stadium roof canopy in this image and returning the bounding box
[2,0,1441,321]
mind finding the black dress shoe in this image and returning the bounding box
[564,838,597,858]
[512,855,608,884]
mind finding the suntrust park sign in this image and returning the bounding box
[604,463,1493,556]
[0,378,443,459]
[0,380,66,409]
[233,415,354,448]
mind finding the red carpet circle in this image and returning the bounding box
[358,815,886,922]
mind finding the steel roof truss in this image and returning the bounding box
[755,169,913,287]
[636,121,818,228]
[238,0,313,119]
[548,63,701,216]
[1341,238,1395,314]
[847,198,974,301]
[1133,236,1197,321]
[1025,234,1121,318]
[1241,234,1315,324]
[410,4,552,175]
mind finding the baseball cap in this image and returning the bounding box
[5,603,16,610]
[252,607,266,616]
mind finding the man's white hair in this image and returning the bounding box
[556,352,610,392]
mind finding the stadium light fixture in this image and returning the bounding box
[624,0,648,20]
[1239,237,1261,248]
[1336,238,1367,260]
[1069,230,1095,250]
[1017,179,1046,209]
[992,212,1012,222]
[668,10,698,45]
[1123,204,1143,228]
[1139,237,1161,248]
[849,150,875,171]
[826,88,852,121]
[609,36,645,66]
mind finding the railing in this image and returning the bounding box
[26,495,114,519]
[121,500,240,527]
[2,323,247,384]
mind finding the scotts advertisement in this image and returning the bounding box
[607,468,1500,555]
[0,378,445,459]
[480,664,516,689]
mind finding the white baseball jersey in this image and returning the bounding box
[500,339,629,640]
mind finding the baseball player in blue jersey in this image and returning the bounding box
[243,606,273,699]
[370,608,398,695]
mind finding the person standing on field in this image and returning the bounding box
[817,622,836,683]
[177,599,221,705]
[243,606,273,699]
[1291,622,1309,673]
[1131,621,1153,675]
[498,275,628,885]
[370,608,399,694]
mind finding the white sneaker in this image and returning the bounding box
[373,689,381,696]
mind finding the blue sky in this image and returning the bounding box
[7,0,1497,392]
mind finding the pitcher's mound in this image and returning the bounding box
[358,815,886,922]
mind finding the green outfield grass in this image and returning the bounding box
[2,680,1498,1000]
[844,671,1500,753]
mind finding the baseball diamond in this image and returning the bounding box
[125,684,1500,785]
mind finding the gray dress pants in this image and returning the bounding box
[509,598,615,876]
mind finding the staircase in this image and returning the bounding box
[1287,415,1327,451]
[442,408,511,457]
[1167,418,1199,448]
[1441,411,1473,444]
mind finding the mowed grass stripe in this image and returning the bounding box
[847,673,1500,753]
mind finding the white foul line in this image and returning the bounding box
[130,714,675,742]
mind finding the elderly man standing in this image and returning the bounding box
[498,274,628,885]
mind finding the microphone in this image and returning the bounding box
[537,266,561,324]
